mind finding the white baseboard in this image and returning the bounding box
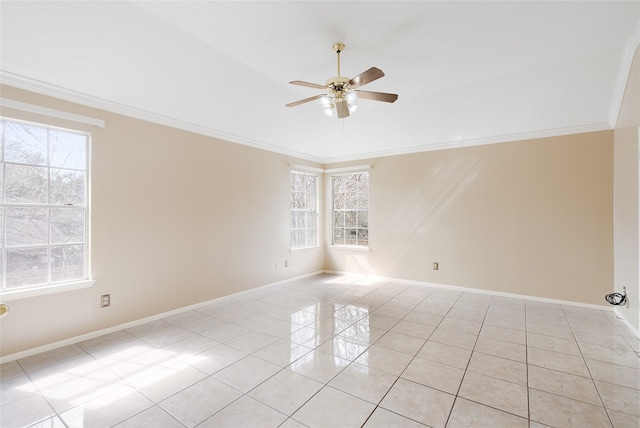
[323,270,613,311]
[614,308,640,339]
[0,271,324,364]
[2,269,629,363]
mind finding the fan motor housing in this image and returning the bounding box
[326,76,350,87]
[326,76,350,101]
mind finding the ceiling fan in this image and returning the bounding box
[286,42,398,119]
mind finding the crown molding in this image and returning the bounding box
[609,23,640,128]
[321,122,613,164]
[0,71,325,164]
[0,71,615,166]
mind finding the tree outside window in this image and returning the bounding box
[332,172,368,246]
[1,118,89,290]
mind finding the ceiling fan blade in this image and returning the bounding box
[286,94,324,107]
[336,100,350,119]
[290,80,326,90]
[357,90,398,103]
[348,67,385,89]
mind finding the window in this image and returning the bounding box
[1,118,90,292]
[332,171,368,246]
[290,171,318,249]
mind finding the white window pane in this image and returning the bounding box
[305,193,315,209]
[50,169,85,204]
[332,172,368,247]
[358,192,368,208]
[345,176,358,193]
[6,207,48,246]
[345,230,357,245]
[306,230,316,246]
[291,172,317,249]
[344,211,357,227]
[305,175,316,193]
[358,211,368,228]
[50,131,87,169]
[296,211,307,227]
[294,230,305,247]
[346,192,358,208]
[4,122,48,165]
[6,247,49,288]
[51,245,84,282]
[51,208,84,244]
[5,164,47,203]
[291,172,302,191]
[306,212,316,228]
[1,119,89,292]
[358,173,369,190]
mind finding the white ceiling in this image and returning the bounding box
[1,1,639,163]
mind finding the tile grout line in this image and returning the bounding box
[561,305,616,428]
[442,291,491,428]
[4,276,637,427]
[194,279,395,428]
[357,285,437,427]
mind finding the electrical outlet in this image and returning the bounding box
[433,262,439,270]
[285,260,289,268]
[101,294,111,308]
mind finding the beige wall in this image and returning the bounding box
[614,44,640,333]
[0,86,325,357]
[0,83,620,358]
[325,131,614,305]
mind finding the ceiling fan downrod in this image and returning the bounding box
[333,42,345,77]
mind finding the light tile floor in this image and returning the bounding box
[2,274,639,427]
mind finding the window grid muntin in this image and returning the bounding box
[291,171,318,249]
[332,172,369,246]
[1,117,89,291]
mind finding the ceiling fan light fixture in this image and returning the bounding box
[346,91,358,114]
[286,42,397,119]
[321,95,334,117]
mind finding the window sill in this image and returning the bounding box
[328,245,370,252]
[0,280,96,301]
[291,245,321,252]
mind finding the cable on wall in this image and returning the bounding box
[605,287,628,306]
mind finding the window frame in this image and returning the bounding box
[290,170,320,250]
[330,169,369,249]
[0,116,94,301]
